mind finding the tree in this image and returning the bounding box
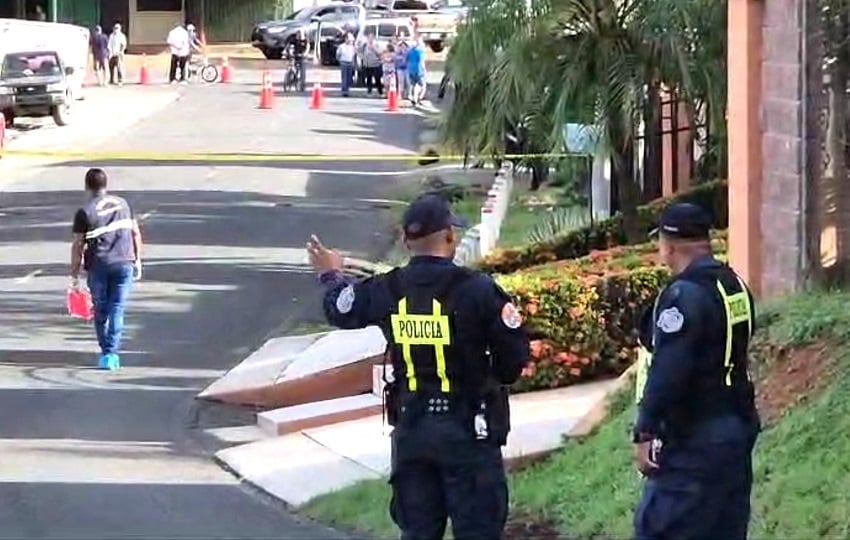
[443,0,727,241]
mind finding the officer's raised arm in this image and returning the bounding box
[481,278,530,384]
[307,235,388,329]
[634,281,705,440]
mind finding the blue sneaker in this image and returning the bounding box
[98,353,121,370]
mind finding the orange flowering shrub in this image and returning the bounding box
[478,179,728,275]
[500,232,729,392]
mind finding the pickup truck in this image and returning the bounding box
[0,49,73,127]
[251,2,366,60]
[367,0,459,52]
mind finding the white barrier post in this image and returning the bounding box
[468,225,482,261]
[480,204,494,256]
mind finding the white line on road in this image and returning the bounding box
[14,269,43,284]
[139,210,157,221]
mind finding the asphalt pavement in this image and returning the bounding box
[0,69,425,539]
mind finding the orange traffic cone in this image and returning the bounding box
[139,54,150,85]
[259,70,274,109]
[220,56,233,84]
[387,86,399,112]
[309,82,324,110]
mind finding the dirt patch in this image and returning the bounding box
[504,513,562,540]
[754,341,836,426]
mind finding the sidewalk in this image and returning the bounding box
[0,85,179,184]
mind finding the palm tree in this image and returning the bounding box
[442,0,727,241]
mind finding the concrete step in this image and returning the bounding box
[257,394,383,436]
[198,326,387,408]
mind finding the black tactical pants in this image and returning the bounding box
[634,418,757,540]
[389,415,508,540]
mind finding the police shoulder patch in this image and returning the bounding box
[501,302,523,329]
[656,306,684,334]
[335,285,355,314]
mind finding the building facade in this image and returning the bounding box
[0,0,285,48]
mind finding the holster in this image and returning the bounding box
[481,384,511,446]
[383,380,400,427]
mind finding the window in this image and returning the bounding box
[396,25,411,38]
[377,24,397,38]
[340,6,359,16]
[137,0,183,12]
[314,6,338,19]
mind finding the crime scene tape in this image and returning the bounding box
[0,149,574,162]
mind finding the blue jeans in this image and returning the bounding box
[340,62,354,95]
[87,262,134,355]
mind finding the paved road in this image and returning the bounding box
[0,72,423,538]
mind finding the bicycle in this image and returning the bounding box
[282,53,303,93]
[187,55,219,83]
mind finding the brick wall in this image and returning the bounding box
[760,0,805,296]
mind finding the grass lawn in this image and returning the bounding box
[386,175,580,252]
[301,290,850,539]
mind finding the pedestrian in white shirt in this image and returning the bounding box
[166,23,191,84]
[336,33,356,97]
[107,23,127,86]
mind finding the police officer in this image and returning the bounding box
[70,168,143,370]
[307,193,529,540]
[633,203,761,540]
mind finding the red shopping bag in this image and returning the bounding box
[67,287,94,321]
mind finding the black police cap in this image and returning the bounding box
[650,202,712,240]
[402,193,469,240]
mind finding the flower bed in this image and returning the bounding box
[501,232,729,392]
[479,179,728,275]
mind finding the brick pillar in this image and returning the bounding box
[760,0,806,296]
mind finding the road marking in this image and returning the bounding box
[301,163,468,177]
[15,269,43,284]
[139,210,157,221]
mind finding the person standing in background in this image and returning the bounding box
[336,33,356,97]
[394,39,409,99]
[90,25,109,87]
[107,23,127,86]
[360,33,384,96]
[405,35,427,105]
[166,23,191,84]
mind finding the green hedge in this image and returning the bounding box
[479,179,728,275]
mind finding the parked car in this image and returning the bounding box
[251,2,366,60]
[366,0,458,52]
[0,49,73,127]
[354,17,415,86]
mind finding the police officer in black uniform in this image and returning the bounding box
[307,193,529,540]
[633,203,761,540]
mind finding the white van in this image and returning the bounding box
[0,19,90,100]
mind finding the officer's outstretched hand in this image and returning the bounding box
[307,234,343,274]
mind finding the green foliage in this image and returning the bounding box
[478,179,728,275]
[525,206,592,245]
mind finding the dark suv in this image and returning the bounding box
[0,50,73,128]
[251,2,366,60]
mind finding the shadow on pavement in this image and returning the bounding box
[0,482,344,539]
